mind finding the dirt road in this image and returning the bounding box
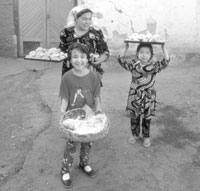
[0,56,200,191]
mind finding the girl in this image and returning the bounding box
[59,43,102,188]
[118,42,170,147]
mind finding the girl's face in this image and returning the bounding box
[76,12,92,31]
[137,47,152,63]
[70,49,88,72]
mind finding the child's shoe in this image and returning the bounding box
[60,169,73,189]
[128,135,139,144]
[79,164,97,178]
[143,138,151,147]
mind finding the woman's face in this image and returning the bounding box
[70,49,88,72]
[76,12,92,31]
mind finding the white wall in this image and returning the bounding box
[78,0,200,55]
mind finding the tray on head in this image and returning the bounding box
[124,40,165,45]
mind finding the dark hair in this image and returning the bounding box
[68,43,90,61]
[136,42,153,59]
[76,8,93,19]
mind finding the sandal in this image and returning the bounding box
[128,136,139,144]
[143,138,151,147]
[60,169,73,189]
[79,164,97,178]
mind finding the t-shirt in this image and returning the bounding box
[59,70,100,110]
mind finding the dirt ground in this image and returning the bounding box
[0,55,200,191]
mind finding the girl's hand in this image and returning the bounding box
[60,113,75,130]
[119,41,129,58]
[125,42,129,49]
[64,124,75,130]
[95,110,103,115]
[161,43,165,49]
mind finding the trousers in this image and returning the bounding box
[130,116,151,138]
[61,140,92,172]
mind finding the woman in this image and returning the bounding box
[59,6,109,86]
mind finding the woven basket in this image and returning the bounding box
[59,108,110,142]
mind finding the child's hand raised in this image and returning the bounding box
[125,42,129,49]
[161,43,165,49]
[161,43,170,61]
[119,41,129,58]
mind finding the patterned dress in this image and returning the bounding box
[58,26,109,78]
[118,56,170,119]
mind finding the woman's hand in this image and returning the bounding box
[92,53,108,65]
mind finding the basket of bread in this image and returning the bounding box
[59,105,110,142]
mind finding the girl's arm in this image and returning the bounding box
[118,43,136,71]
[162,44,170,61]
[60,98,74,130]
[59,98,68,125]
[154,44,170,73]
[119,42,129,58]
[60,98,68,114]
[94,97,102,113]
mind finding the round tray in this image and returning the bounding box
[59,108,110,142]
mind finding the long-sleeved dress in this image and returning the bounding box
[118,57,170,119]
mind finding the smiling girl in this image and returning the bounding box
[118,42,170,147]
[59,43,102,188]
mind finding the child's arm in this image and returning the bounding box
[119,42,129,58]
[162,44,170,61]
[118,42,136,72]
[59,98,69,126]
[154,44,170,73]
[94,97,102,113]
[61,98,68,114]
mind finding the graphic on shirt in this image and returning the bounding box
[71,88,86,107]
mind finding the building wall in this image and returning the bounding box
[78,0,200,57]
[0,0,17,57]
[0,0,199,58]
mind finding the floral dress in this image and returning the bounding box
[58,26,109,78]
[118,57,170,119]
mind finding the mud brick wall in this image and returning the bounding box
[0,0,17,57]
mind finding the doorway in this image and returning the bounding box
[18,0,76,56]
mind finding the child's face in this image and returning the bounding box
[137,47,152,63]
[70,49,88,71]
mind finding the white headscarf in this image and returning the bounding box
[65,5,93,28]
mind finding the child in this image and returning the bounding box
[59,43,102,188]
[118,42,170,147]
